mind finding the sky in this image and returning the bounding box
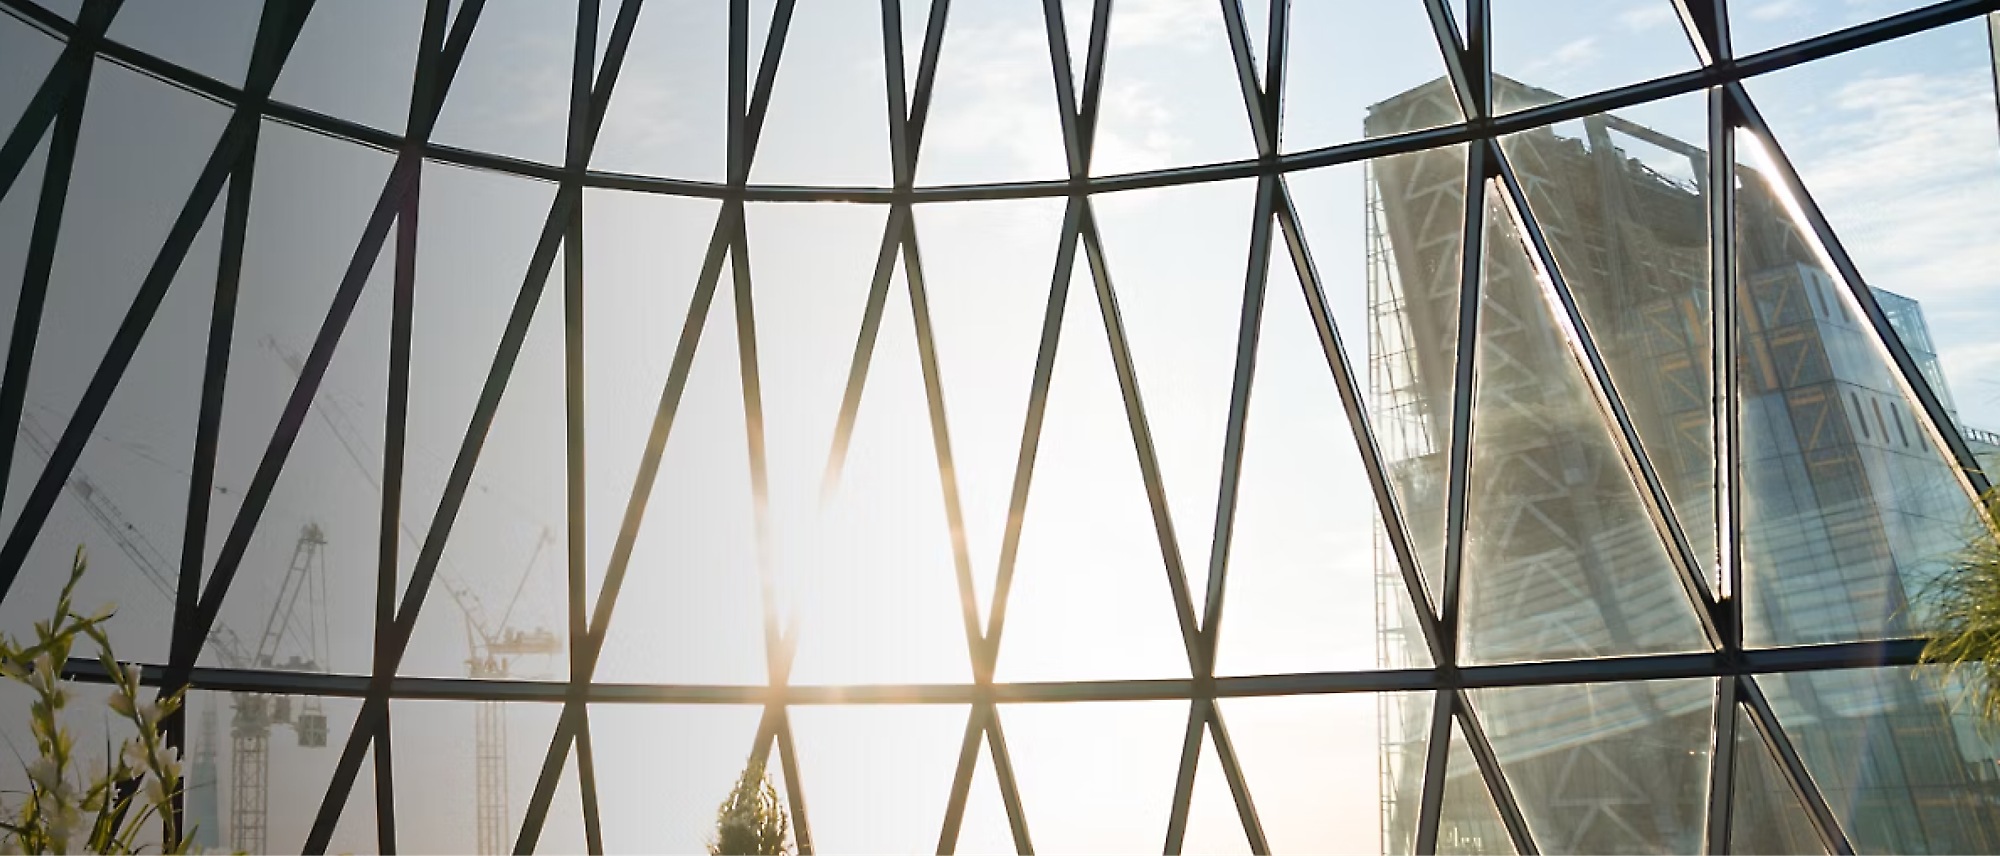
[0,0,1995,853]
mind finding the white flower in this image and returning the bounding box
[29,653,57,694]
[121,739,148,771]
[143,774,169,808]
[26,757,61,791]
[120,663,141,692]
[107,690,134,719]
[135,699,160,729]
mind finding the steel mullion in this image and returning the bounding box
[1217,0,1272,156]
[0,41,89,575]
[1272,185,1447,663]
[1438,145,1487,658]
[1412,689,1455,855]
[1039,0,1083,176]
[935,701,988,854]
[0,0,118,203]
[882,0,911,189]
[1670,0,1729,67]
[1727,83,1996,509]
[1709,97,1742,638]
[1990,12,2000,146]
[822,206,912,496]
[1739,675,1855,855]
[981,703,1034,855]
[1489,146,1727,649]
[1206,704,1269,855]
[374,150,420,856]
[1163,697,1210,855]
[905,0,952,153]
[564,0,603,850]
[1262,0,1286,143]
[1453,689,1538,855]
[1074,0,1111,166]
[1703,675,1741,854]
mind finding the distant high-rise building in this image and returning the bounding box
[1366,77,2000,854]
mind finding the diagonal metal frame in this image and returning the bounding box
[4,2,1997,854]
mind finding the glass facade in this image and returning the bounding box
[0,1,1997,854]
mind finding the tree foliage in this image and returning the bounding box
[708,755,791,856]
[1921,490,2000,734]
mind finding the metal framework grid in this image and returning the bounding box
[0,0,1996,853]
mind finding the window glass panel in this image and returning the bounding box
[1492,1,1700,113]
[1496,92,1716,578]
[431,0,576,166]
[1733,124,1981,647]
[589,0,726,181]
[590,703,764,854]
[1089,0,1256,175]
[788,704,969,854]
[1758,667,2000,854]
[1220,692,1431,854]
[1287,3,1464,152]
[951,726,1023,855]
[186,690,375,853]
[0,13,64,135]
[1462,190,1706,664]
[106,0,259,89]
[391,699,568,854]
[1179,729,1253,855]
[1215,216,1433,675]
[912,0,1069,187]
[999,700,1186,854]
[1731,0,1933,57]
[1729,703,1831,856]
[1091,178,1256,618]
[747,0,892,186]
[993,251,1189,683]
[1437,712,1515,856]
[271,0,427,133]
[1346,145,1470,601]
[1742,21,2000,460]
[0,137,41,386]
[1469,678,1711,853]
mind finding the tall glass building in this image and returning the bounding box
[0,1,1998,854]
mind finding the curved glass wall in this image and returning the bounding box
[1,1,1998,853]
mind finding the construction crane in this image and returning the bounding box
[261,337,562,855]
[14,410,330,853]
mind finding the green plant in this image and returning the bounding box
[1920,490,2000,735]
[0,548,194,855]
[707,755,791,856]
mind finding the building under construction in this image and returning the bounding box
[1366,77,2000,854]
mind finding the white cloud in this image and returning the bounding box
[1617,4,1678,32]
[1749,0,1807,21]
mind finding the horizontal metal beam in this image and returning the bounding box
[63,638,1928,703]
[4,0,1989,206]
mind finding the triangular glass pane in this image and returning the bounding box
[1090,178,1256,620]
[746,0,892,186]
[953,728,1020,856]
[271,0,427,133]
[914,198,1067,628]
[1491,1,1700,113]
[577,188,722,610]
[431,0,575,165]
[913,0,1069,186]
[1737,23,2000,457]
[1220,692,1432,854]
[1181,729,1254,855]
[534,737,592,854]
[1732,124,1985,647]
[897,0,932,107]
[1496,91,1716,580]
[1288,3,1465,150]
[391,699,568,854]
[1731,1,1933,57]
[1059,0,1094,97]
[399,241,569,682]
[1344,146,1470,603]
[591,242,765,686]
[401,161,558,597]
[0,169,220,661]
[1437,714,1515,856]
[0,6,62,136]
[993,250,1189,683]
[1758,667,2000,853]
[748,0,778,91]
[789,704,968,853]
[999,700,1185,853]
[590,0,726,181]
[589,703,764,854]
[9,61,228,534]
[1461,192,1706,664]
[1237,0,1271,78]
[1468,678,1711,854]
[1088,0,1256,175]
[1729,704,1830,856]
[200,120,397,679]
[1216,213,1433,675]
[789,255,969,686]
[107,0,261,88]
[181,691,374,853]
[741,203,889,635]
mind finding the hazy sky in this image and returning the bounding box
[0,0,1994,853]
